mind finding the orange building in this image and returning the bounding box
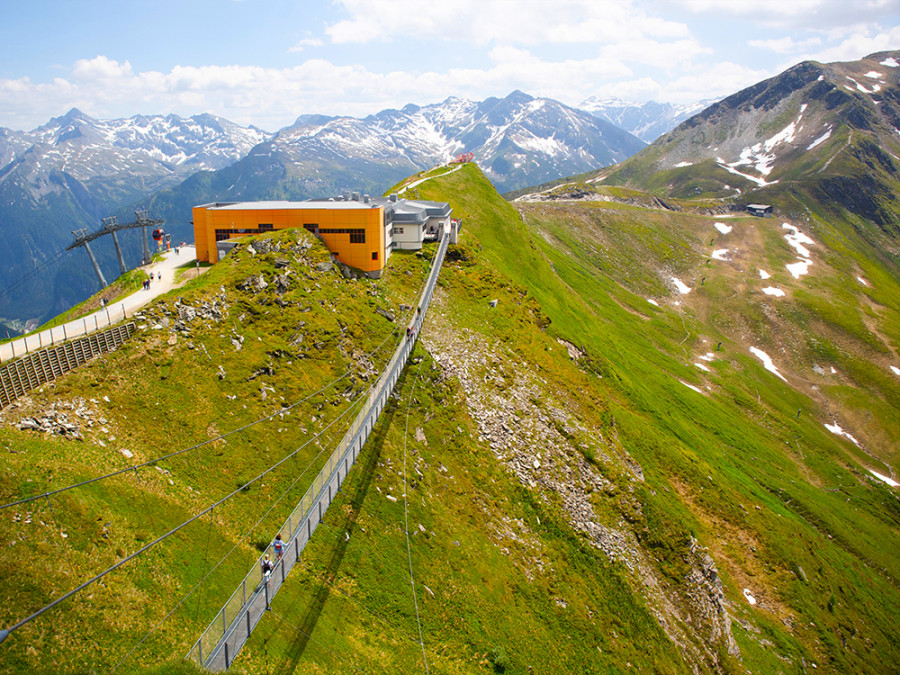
[193,195,453,278]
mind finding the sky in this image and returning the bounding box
[0,0,898,132]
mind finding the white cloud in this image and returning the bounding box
[790,24,900,65]
[327,0,691,46]
[0,52,636,131]
[288,37,324,53]
[72,55,134,80]
[748,36,823,54]
[667,0,899,28]
[664,61,772,104]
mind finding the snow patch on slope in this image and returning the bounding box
[714,222,732,234]
[807,127,832,150]
[824,421,860,447]
[870,470,899,487]
[749,347,787,381]
[671,277,691,294]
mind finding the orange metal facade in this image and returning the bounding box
[193,202,387,274]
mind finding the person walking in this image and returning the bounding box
[261,554,274,580]
[273,533,284,561]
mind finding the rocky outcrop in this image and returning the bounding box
[422,287,738,670]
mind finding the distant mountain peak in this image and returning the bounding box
[578,97,717,143]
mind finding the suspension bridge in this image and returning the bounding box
[0,224,452,671]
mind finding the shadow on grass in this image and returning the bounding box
[270,368,406,674]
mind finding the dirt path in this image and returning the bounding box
[0,246,203,362]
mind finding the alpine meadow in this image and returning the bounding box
[0,47,898,675]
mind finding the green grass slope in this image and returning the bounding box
[0,163,897,674]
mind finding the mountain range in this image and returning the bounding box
[0,92,647,328]
[577,96,716,143]
[1,50,899,674]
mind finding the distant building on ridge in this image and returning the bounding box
[746,204,773,217]
[192,193,458,278]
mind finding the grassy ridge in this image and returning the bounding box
[0,163,897,673]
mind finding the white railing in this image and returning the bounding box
[187,230,450,670]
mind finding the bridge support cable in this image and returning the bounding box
[0,386,367,648]
[402,359,430,673]
[190,229,452,671]
[113,396,364,671]
[0,326,399,512]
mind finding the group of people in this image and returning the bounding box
[142,271,156,291]
[261,533,285,580]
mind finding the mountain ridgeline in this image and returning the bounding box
[0,92,644,328]
[601,51,900,240]
[0,51,898,673]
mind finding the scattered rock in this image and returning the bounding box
[375,307,396,322]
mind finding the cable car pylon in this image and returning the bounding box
[66,211,165,288]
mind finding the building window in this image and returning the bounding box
[350,231,366,243]
[258,223,274,232]
[372,251,378,261]
[303,223,318,233]
[395,226,404,235]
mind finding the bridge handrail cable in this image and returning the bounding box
[191,229,451,669]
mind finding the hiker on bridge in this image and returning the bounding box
[273,534,284,561]
[261,554,274,580]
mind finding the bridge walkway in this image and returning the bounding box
[188,228,452,671]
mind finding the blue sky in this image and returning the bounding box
[1,0,898,131]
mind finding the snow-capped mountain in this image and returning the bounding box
[0,110,271,324]
[0,92,644,326]
[196,90,645,201]
[578,97,715,143]
[1,108,270,191]
[600,50,900,237]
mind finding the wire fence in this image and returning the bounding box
[1,303,129,363]
[0,322,136,408]
[187,230,450,670]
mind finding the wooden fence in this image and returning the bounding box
[0,323,136,408]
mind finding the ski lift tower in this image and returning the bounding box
[66,210,165,288]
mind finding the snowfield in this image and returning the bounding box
[714,222,732,234]
[807,128,832,150]
[786,260,812,279]
[749,347,787,381]
[671,277,691,294]
[824,421,861,447]
[762,287,785,297]
[869,470,899,487]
